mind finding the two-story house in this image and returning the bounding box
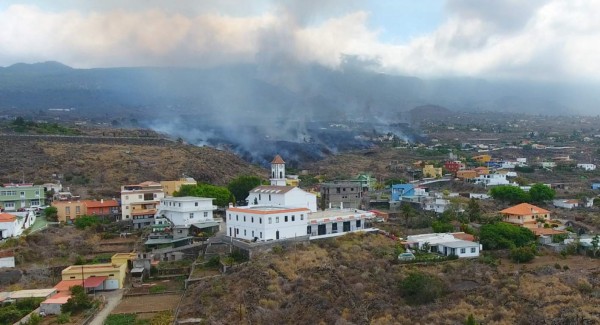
[0,184,45,211]
[121,181,164,227]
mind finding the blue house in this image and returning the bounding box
[592,183,600,190]
[391,184,415,202]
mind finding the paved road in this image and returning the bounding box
[89,289,123,325]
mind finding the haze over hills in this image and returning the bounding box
[1,61,598,163]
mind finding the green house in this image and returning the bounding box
[0,184,45,211]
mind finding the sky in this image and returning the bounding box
[1,0,600,82]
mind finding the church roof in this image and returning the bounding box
[271,155,285,164]
[251,185,295,194]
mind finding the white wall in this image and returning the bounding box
[158,198,216,226]
[226,209,308,241]
[121,189,164,220]
[247,188,317,212]
[0,256,15,268]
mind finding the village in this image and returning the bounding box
[0,135,598,324]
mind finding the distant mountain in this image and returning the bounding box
[2,61,73,74]
[1,60,598,162]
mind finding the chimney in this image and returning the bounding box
[228,203,233,208]
[101,199,104,204]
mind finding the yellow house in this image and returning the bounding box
[422,165,442,178]
[61,262,127,290]
[111,252,136,268]
[499,203,550,226]
[160,178,197,197]
[472,155,492,163]
[51,201,85,223]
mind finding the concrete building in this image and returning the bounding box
[474,173,511,187]
[307,209,375,239]
[553,199,580,210]
[61,262,127,290]
[577,163,596,171]
[405,233,480,258]
[319,181,363,210]
[160,178,197,197]
[226,206,310,241]
[52,201,85,223]
[121,181,164,223]
[0,183,45,211]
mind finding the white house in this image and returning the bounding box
[577,163,596,171]
[474,173,511,186]
[226,206,310,241]
[541,162,556,169]
[553,199,579,209]
[157,197,218,227]
[246,155,317,212]
[423,199,459,214]
[0,211,35,239]
[406,233,480,258]
[120,181,165,221]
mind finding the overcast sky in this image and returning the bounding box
[1,0,599,82]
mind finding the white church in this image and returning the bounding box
[226,155,375,242]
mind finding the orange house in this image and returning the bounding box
[83,200,119,216]
[499,203,550,226]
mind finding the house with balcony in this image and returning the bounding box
[499,203,565,236]
[0,184,45,211]
[120,181,164,223]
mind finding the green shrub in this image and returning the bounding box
[510,246,535,263]
[554,263,561,269]
[399,271,446,305]
[57,312,71,324]
[205,256,220,267]
[149,285,166,294]
[479,222,536,250]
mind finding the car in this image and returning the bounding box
[398,252,416,261]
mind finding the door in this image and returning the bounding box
[276,231,279,240]
[104,279,119,290]
[343,222,351,232]
[332,223,338,233]
[318,224,326,235]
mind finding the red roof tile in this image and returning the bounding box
[271,155,285,164]
[500,203,550,216]
[83,200,119,208]
[0,213,17,222]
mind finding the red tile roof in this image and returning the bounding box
[500,203,550,216]
[0,213,17,222]
[0,250,14,258]
[84,276,107,288]
[271,155,285,164]
[54,280,83,292]
[83,200,119,208]
[227,207,310,215]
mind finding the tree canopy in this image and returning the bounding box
[175,184,234,207]
[479,222,536,250]
[227,175,264,203]
[489,185,530,204]
[528,183,555,202]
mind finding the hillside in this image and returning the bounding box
[0,134,266,198]
[179,233,600,324]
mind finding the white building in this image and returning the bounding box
[423,199,459,214]
[246,155,317,212]
[307,209,375,239]
[577,163,596,171]
[226,206,310,241]
[406,233,481,258]
[474,173,511,186]
[120,181,165,221]
[0,211,35,239]
[553,199,579,210]
[157,197,218,227]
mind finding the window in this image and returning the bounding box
[243,216,246,222]
[260,232,263,238]
[268,217,272,224]
[300,214,304,220]
[195,202,198,206]
[70,276,75,279]
[356,220,361,228]
[236,228,239,234]
[259,194,261,200]
[109,274,114,276]
[284,216,288,222]
[204,212,208,218]
[332,223,338,232]
[65,207,71,215]
[20,191,25,197]
[470,247,476,253]
[269,194,271,201]
[138,195,142,199]
[291,215,295,222]
[244,230,247,236]
[276,217,279,223]
[179,203,182,207]
[259,218,262,224]
[252,230,255,237]
[236,215,239,221]
[460,248,466,254]
[75,206,81,214]
[4,202,14,208]
[35,190,40,195]
[189,213,194,219]
[228,214,231,220]
[251,217,254,223]
[307,226,311,234]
